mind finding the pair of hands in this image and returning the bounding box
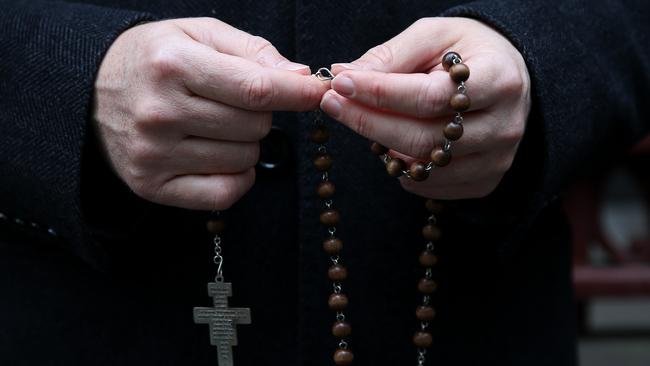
[94,17,530,211]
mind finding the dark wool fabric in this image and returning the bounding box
[0,0,649,365]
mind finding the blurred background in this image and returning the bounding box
[564,136,650,366]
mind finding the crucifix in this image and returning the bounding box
[193,281,252,366]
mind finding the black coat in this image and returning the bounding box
[1,1,649,365]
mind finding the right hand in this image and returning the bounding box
[93,18,328,210]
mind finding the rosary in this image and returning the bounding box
[193,52,471,366]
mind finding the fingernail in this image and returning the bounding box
[332,76,354,97]
[276,60,311,72]
[331,63,361,70]
[321,92,342,118]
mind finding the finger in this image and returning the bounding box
[179,96,272,142]
[321,90,487,159]
[155,169,256,210]
[332,18,461,73]
[161,137,260,175]
[387,148,513,188]
[172,17,310,73]
[181,42,329,111]
[391,150,511,200]
[331,67,491,119]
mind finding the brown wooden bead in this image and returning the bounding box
[317,181,336,199]
[328,264,348,281]
[450,93,471,112]
[370,141,389,155]
[310,125,330,144]
[328,293,349,311]
[449,63,470,83]
[419,251,438,267]
[442,51,461,71]
[314,154,333,171]
[323,237,343,254]
[425,199,443,214]
[386,158,406,177]
[443,122,464,141]
[409,161,429,182]
[413,331,433,348]
[332,321,352,338]
[206,219,226,234]
[430,149,451,167]
[422,224,441,241]
[418,278,438,294]
[320,209,340,226]
[416,305,436,322]
[334,349,354,366]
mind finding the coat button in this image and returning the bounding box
[257,126,291,170]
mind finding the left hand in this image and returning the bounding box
[321,17,531,199]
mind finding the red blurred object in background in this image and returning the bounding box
[565,134,650,325]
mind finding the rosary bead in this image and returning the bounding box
[449,63,470,83]
[413,331,433,348]
[422,224,442,241]
[370,141,389,155]
[317,181,336,199]
[328,293,349,311]
[334,349,354,366]
[332,321,352,338]
[206,219,226,234]
[323,237,343,254]
[320,209,341,226]
[418,278,438,294]
[314,154,333,171]
[450,93,471,112]
[425,199,444,214]
[430,148,451,167]
[310,125,330,144]
[328,264,348,281]
[443,121,464,141]
[409,161,429,182]
[386,158,406,177]
[419,251,438,267]
[442,51,461,71]
[416,305,436,322]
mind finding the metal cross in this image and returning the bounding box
[194,281,251,366]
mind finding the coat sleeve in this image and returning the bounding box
[0,0,156,270]
[440,0,650,259]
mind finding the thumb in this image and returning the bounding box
[173,17,311,74]
[332,18,457,74]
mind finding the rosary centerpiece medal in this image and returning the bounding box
[193,216,251,366]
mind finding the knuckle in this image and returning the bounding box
[241,73,275,110]
[211,188,234,211]
[211,174,252,211]
[252,113,273,140]
[500,69,526,96]
[403,126,433,158]
[300,82,323,109]
[128,172,161,202]
[128,139,161,168]
[365,44,394,67]
[415,78,445,118]
[497,155,515,175]
[246,36,277,64]
[368,78,389,108]
[244,143,261,167]
[350,109,374,139]
[500,122,525,146]
[145,46,184,80]
[133,99,174,129]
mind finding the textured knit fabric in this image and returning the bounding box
[0,1,648,365]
